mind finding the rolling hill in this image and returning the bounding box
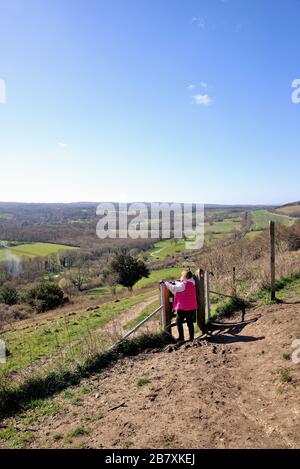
[275,202,300,218]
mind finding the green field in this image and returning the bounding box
[205,233,225,243]
[245,230,264,239]
[250,210,294,231]
[148,239,187,260]
[0,242,78,261]
[0,213,11,220]
[135,267,183,289]
[205,218,241,234]
[87,285,125,298]
[147,219,240,262]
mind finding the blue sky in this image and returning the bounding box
[0,0,299,205]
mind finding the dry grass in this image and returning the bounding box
[193,222,300,301]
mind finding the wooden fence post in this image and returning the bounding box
[232,267,237,297]
[160,284,172,334]
[195,269,206,333]
[270,221,276,301]
[204,271,211,321]
[160,284,166,330]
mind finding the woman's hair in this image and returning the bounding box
[181,270,193,280]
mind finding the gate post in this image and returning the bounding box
[195,269,206,334]
[160,284,172,335]
[204,271,211,322]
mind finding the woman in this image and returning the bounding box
[163,270,198,343]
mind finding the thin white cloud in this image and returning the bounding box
[193,94,213,106]
[200,82,208,89]
[58,142,68,148]
[191,16,206,29]
[188,84,195,89]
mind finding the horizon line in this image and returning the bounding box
[0,200,295,207]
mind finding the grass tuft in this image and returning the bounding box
[278,367,292,383]
[137,377,150,387]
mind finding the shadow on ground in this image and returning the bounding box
[204,316,265,344]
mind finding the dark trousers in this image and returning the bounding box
[176,310,196,341]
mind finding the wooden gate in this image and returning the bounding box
[160,268,206,336]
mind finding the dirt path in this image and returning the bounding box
[100,295,158,339]
[150,248,165,258]
[1,302,299,449]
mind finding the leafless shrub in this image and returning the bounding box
[0,303,33,326]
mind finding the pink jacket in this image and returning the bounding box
[171,280,198,312]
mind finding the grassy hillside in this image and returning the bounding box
[250,210,294,231]
[0,290,156,379]
[147,215,242,261]
[148,239,187,260]
[139,208,295,260]
[275,203,300,217]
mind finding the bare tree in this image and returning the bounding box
[67,267,87,292]
[103,271,119,295]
